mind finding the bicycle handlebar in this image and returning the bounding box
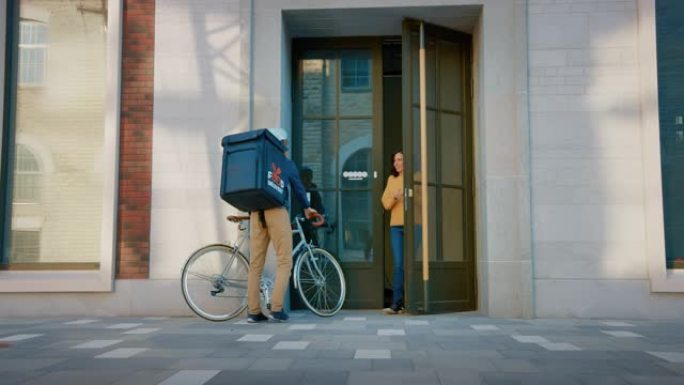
[228,213,324,227]
[304,212,325,228]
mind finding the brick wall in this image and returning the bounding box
[116,0,155,279]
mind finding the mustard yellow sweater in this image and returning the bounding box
[381,174,404,226]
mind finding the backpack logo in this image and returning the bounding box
[267,163,284,194]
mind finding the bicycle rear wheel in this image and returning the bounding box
[294,248,346,317]
[181,244,249,321]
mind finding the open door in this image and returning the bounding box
[402,20,476,313]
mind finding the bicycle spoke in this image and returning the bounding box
[181,245,249,322]
[187,271,215,281]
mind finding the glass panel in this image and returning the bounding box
[13,144,41,203]
[411,34,437,108]
[8,0,108,266]
[438,40,462,112]
[440,113,463,186]
[656,1,684,269]
[340,190,373,262]
[411,108,437,183]
[442,187,464,262]
[317,191,338,256]
[301,51,337,117]
[412,184,437,262]
[302,119,336,189]
[18,20,47,85]
[10,230,40,262]
[339,120,372,190]
[339,50,373,117]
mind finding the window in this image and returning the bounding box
[655,0,684,270]
[18,20,47,85]
[13,144,41,203]
[10,230,40,263]
[2,0,109,269]
[341,56,371,91]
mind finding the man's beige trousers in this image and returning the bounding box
[248,207,292,314]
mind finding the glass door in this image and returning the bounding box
[292,39,384,308]
[402,20,476,313]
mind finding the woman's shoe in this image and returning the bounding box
[382,303,404,315]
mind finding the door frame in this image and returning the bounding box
[401,19,477,313]
[291,38,385,308]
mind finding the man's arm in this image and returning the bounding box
[285,160,311,209]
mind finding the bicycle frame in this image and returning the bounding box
[291,216,326,292]
[221,215,325,296]
[221,220,249,278]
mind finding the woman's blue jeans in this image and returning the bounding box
[390,226,404,306]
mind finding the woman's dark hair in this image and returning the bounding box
[390,150,403,177]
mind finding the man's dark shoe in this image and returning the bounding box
[269,310,289,322]
[247,312,268,323]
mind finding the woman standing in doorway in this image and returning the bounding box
[381,151,405,314]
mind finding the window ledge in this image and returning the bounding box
[650,269,684,292]
[0,270,113,292]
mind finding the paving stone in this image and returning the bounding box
[96,348,148,359]
[290,358,371,371]
[601,321,635,327]
[107,323,143,330]
[471,325,500,331]
[2,311,684,384]
[206,370,305,385]
[378,328,405,336]
[273,341,309,350]
[371,358,414,371]
[20,369,132,385]
[571,374,631,385]
[647,351,684,363]
[110,370,177,385]
[490,358,539,372]
[248,358,293,370]
[289,324,316,330]
[71,340,122,349]
[301,371,348,385]
[157,370,220,385]
[0,358,64,371]
[0,334,43,342]
[354,349,391,359]
[123,328,160,335]
[347,370,440,385]
[512,335,549,344]
[63,320,99,325]
[538,342,582,351]
[602,330,644,338]
[237,334,272,342]
[171,358,254,370]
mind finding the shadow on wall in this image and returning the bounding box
[529,2,675,318]
[151,1,250,276]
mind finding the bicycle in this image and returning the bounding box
[180,214,346,321]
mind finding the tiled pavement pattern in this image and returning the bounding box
[1,311,683,384]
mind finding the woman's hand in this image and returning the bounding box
[393,188,403,201]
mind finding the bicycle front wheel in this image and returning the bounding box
[294,248,346,317]
[181,244,249,321]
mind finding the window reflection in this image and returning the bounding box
[298,49,374,264]
[6,0,108,267]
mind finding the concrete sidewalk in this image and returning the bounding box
[1,310,683,384]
